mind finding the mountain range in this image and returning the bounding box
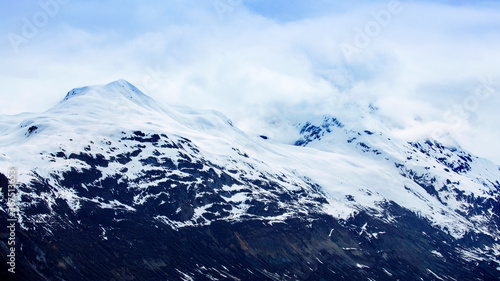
[1,79,500,280]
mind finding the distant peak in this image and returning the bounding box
[63,79,142,101]
[105,79,141,93]
[59,79,165,112]
[109,78,133,86]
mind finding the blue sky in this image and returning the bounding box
[1,0,500,162]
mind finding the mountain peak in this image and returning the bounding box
[59,79,162,112]
[63,79,143,101]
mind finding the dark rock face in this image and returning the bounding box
[2,202,499,281]
[295,117,344,146]
[0,130,328,280]
[409,141,473,174]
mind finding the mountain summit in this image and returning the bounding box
[1,81,500,280]
[59,79,167,113]
[62,79,142,101]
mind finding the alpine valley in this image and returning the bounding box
[1,80,500,281]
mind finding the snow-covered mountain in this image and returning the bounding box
[1,80,500,280]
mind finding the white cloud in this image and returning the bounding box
[1,0,499,163]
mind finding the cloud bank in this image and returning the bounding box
[1,0,499,162]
